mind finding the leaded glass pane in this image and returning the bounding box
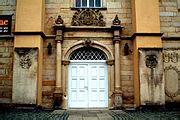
[70,47,107,60]
[95,0,101,7]
[89,0,94,7]
[82,0,87,7]
[76,0,81,7]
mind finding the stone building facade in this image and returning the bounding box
[0,0,180,109]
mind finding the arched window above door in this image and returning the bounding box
[69,47,107,60]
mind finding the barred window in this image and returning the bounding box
[76,0,102,8]
[70,47,107,60]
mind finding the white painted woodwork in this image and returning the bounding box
[68,61,108,108]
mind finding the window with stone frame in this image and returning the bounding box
[76,0,102,8]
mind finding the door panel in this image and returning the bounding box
[69,65,88,107]
[69,62,108,108]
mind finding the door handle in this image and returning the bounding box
[84,86,88,90]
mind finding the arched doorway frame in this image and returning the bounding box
[62,40,115,108]
[63,40,114,60]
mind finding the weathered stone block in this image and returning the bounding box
[161,27,176,32]
[163,48,180,103]
[160,17,172,22]
[172,22,180,27]
[107,2,121,8]
[160,22,171,27]
[139,48,165,105]
[160,12,176,16]
[12,48,38,104]
[165,7,178,12]
[162,1,177,7]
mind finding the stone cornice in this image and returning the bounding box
[13,31,46,38]
[131,33,163,40]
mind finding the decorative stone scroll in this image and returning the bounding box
[71,9,106,26]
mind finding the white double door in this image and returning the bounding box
[68,61,108,108]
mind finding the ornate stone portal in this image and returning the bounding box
[71,9,106,26]
[139,49,165,105]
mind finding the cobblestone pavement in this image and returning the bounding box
[0,109,179,120]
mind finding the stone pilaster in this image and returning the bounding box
[53,16,65,108]
[111,15,124,109]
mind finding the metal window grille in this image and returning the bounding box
[70,47,107,60]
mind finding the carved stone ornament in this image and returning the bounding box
[113,15,121,25]
[163,52,178,63]
[145,55,158,68]
[71,9,106,26]
[55,15,64,25]
[15,48,32,69]
[164,65,180,99]
[83,40,93,47]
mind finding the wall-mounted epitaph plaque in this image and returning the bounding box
[0,15,12,35]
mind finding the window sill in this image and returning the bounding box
[71,7,107,10]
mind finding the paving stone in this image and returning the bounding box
[97,113,112,120]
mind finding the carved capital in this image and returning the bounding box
[53,24,65,32]
[62,60,70,65]
[106,59,115,65]
[113,39,120,44]
[55,35,63,42]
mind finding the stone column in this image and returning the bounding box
[53,16,65,108]
[111,15,124,109]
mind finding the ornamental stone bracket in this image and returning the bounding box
[71,9,106,26]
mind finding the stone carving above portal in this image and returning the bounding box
[145,55,158,68]
[71,9,106,26]
[15,48,33,69]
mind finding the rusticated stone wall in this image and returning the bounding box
[0,40,13,103]
[42,39,56,108]
[159,0,180,37]
[44,0,132,36]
